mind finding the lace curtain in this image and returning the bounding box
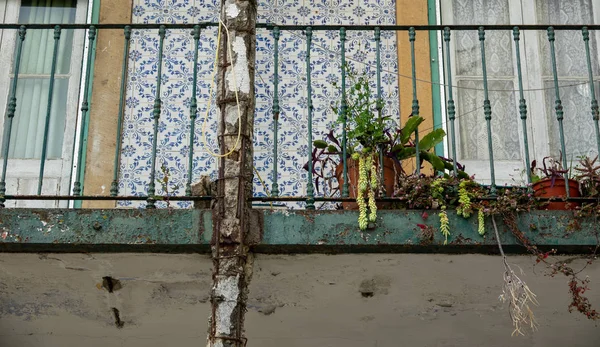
[537,0,600,160]
[451,0,522,161]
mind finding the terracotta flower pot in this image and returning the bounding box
[532,178,580,210]
[335,157,399,210]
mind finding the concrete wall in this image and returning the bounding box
[1,253,599,346]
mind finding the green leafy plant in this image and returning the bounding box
[430,176,484,241]
[307,68,466,229]
[575,155,600,197]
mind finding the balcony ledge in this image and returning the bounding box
[0,209,596,253]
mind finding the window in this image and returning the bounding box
[440,0,600,184]
[0,0,88,205]
[6,0,77,159]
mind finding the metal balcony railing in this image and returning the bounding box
[253,24,600,209]
[0,23,216,208]
[0,23,599,209]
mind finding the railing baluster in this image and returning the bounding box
[409,27,421,176]
[340,27,349,198]
[147,25,166,209]
[0,26,26,207]
[513,27,532,186]
[38,25,61,195]
[185,25,201,196]
[443,28,458,175]
[547,27,570,197]
[73,26,97,197]
[271,26,280,197]
[305,27,315,210]
[375,27,385,192]
[111,25,132,197]
[479,27,496,195]
[582,27,600,156]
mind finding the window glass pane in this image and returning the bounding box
[5,0,77,159]
[448,0,521,161]
[452,0,513,77]
[537,0,599,159]
[8,78,68,159]
[545,80,600,161]
[537,0,597,77]
[458,80,521,160]
[17,0,77,75]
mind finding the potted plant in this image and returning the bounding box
[574,155,600,198]
[531,155,580,210]
[307,69,462,229]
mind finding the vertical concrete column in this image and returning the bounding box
[207,1,256,346]
[82,0,133,208]
[396,0,435,174]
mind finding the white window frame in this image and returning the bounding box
[0,0,91,207]
[438,0,600,185]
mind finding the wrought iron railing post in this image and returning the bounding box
[38,25,61,195]
[305,27,315,210]
[513,27,532,186]
[0,26,26,207]
[479,27,496,195]
[73,26,97,197]
[147,25,166,208]
[185,25,201,197]
[271,26,281,197]
[409,27,421,176]
[340,27,349,198]
[443,28,458,175]
[547,27,570,197]
[111,25,132,197]
[375,27,385,191]
[582,27,600,156]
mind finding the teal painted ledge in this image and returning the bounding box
[0,209,212,252]
[0,209,597,253]
[257,210,599,254]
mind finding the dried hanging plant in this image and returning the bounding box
[491,217,539,336]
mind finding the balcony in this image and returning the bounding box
[0,22,597,253]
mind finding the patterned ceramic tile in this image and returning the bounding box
[120,0,399,208]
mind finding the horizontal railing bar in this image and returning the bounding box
[7,74,71,78]
[0,23,219,29]
[454,76,532,80]
[250,196,600,203]
[7,195,596,203]
[0,23,598,31]
[256,24,600,31]
[3,195,212,201]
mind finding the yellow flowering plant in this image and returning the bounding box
[308,67,462,229]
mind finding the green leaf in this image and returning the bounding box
[314,140,328,149]
[443,161,453,171]
[425,152,445,171]
[400,116,424,145]
[327,145,338,153]
[391,144,404,154]
[418,128,446,151]
[457,170,470,179]
[396,147,416,160]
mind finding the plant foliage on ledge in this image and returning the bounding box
[307,68,467,229]
[305,67,600,334]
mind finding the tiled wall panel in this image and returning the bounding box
[120,0,399,208]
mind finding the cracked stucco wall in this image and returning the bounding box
[1,254,600,346]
